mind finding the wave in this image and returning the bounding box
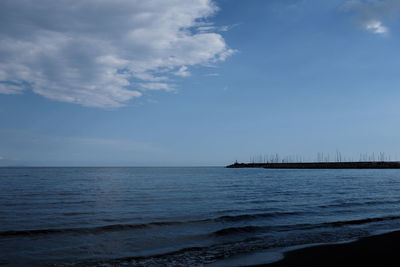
[62,212,97,216]
[318,199,400,209]
[211,215,400,237]
[279,215,400,231]
[211,211,301,222]
[324,215,400,227]
[3,212,398,239]
[4,200,96,207]
[0,222,172,237]
[213,226,264,236]
[0,211,300,238]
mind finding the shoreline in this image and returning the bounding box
[248,229,400,267]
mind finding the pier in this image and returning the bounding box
[227,161,400,169]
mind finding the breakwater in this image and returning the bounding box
[227,161,400,169]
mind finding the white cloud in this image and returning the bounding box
[175,66,191,77]
[365,20,388,34]
[342,0,400,35]
[205,73,220,77]
[138,83,174,92]
[0,83,25,94]
[197,25,231,33]
[0,0,235,108]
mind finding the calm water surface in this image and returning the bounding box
[1,167,400,266]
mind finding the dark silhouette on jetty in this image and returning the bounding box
[227,161,400,169]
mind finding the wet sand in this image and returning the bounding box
[255,230,400,267]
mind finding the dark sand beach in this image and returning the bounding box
[257,230,400,267]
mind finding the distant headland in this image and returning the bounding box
[227,161,400,169]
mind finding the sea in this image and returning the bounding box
[2,167,400,266]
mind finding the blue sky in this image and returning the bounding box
[1,0,400,166]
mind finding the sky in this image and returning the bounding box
[1,0,400,166]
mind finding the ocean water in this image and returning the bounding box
[2,167,400,266]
